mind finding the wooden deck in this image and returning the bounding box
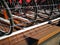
[0,23,60,45]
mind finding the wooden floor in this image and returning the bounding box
[0,24,60,45]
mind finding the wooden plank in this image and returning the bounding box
[37,28,60,45]
[0,38,10,45]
